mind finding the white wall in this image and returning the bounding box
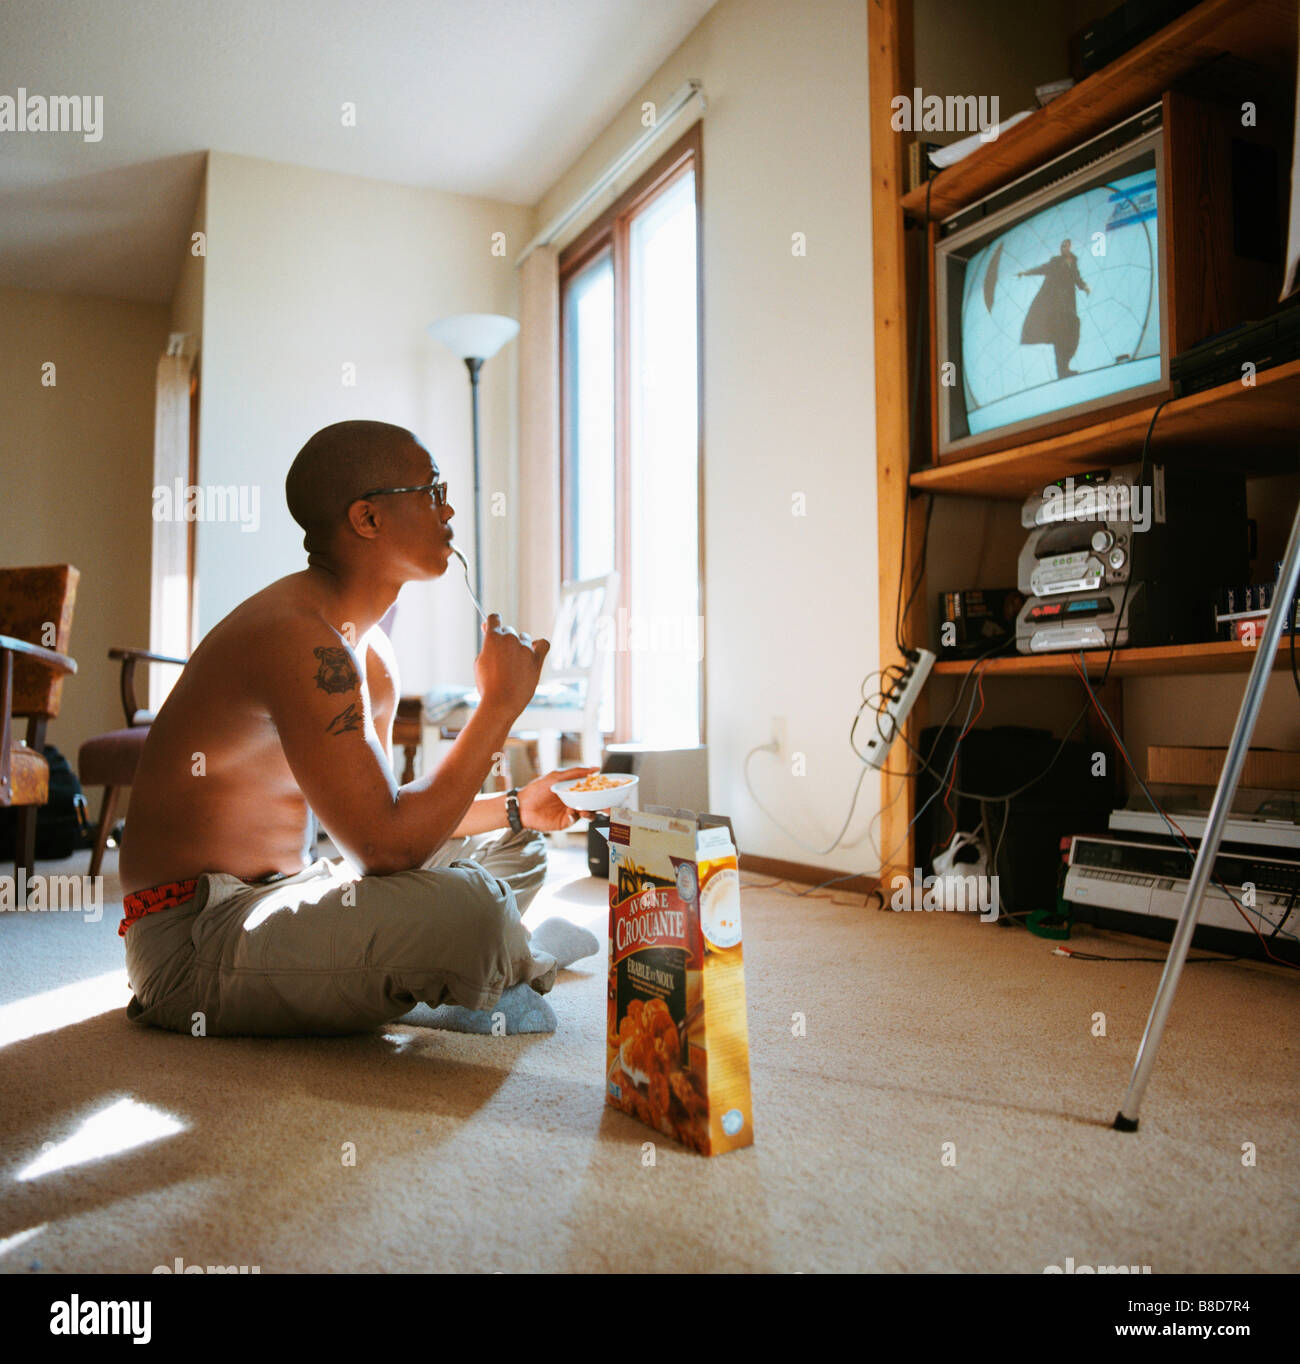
[197,151,532,692]
[912,0,1105,142]
[171,164,206,343]
[0,287,170,776]
[535,0,877,867]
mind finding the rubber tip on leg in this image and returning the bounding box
[1113,1112,1139,1132]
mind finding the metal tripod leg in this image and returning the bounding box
[1114,489,1300,1132]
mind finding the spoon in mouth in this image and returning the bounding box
[449,544,489,624]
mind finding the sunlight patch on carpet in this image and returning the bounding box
[0,1223,46,1261]
[0,969,130,1049]
[523,875,606,934]
[16,1097,185,1181]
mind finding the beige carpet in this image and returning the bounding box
[1,837,1296,1274]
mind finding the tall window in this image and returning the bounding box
[560,125,703,747]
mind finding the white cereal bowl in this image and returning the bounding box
[553,773,639,811]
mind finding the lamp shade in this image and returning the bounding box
[427,313,520,361]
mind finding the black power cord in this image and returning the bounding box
[1098,398,1167,685]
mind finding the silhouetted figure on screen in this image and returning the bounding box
[1018,239,1091,379]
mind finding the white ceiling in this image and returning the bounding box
[0,0,715,303]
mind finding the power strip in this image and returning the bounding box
[861,648,935,771]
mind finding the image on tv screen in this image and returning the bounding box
[956,160,1161,440]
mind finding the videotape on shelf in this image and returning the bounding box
[1213,565,1300,643]
[938,588,1024,659]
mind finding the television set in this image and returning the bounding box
[932,93,1287,463]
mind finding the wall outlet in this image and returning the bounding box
[771,715,787,758]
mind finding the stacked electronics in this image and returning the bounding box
[1014,462,1248,655]
[1008,462,1296,957]
[1070,1,1201,79]
[1064,792,1300,964]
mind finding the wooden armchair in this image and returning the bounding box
[0,565,80,885]
[78,647,187,877]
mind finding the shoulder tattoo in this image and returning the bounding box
[313,646,358,695]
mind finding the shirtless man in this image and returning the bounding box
[119,419,600,1037]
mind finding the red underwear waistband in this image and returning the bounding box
[119,879,199,938]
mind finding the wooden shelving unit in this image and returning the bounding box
[933,635,1296,679]
[911,360,1300,502]
[868,0,1299,881]
[899,0,1297,224]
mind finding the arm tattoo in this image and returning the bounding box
[314,646,358,694]
[326,702,364,736]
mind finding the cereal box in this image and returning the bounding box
[606,807,754,1155]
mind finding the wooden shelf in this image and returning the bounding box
[899,0,1297,223]
[909,360,1300,500]
[870,0,1297,876]
[932,635,1297,678]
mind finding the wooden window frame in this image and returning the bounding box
[558,121,705,745]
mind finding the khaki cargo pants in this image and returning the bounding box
[123,827,556,1036]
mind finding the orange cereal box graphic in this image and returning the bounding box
[606,807,754,1155]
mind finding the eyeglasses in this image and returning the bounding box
[358,480,449,507]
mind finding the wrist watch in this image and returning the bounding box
[505,787,524,833]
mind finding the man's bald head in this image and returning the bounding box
[286,420,428,557]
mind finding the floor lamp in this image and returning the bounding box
[427,313,520,653]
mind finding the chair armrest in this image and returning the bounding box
[109,645,187,725]
[0,638,75,803]
[0,634,78,676]
[108,647,189,666]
